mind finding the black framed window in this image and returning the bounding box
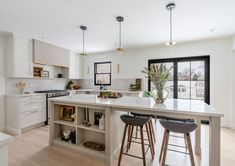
[94,61,111,86]
[148,56,210,104]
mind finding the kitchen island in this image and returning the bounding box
[48,94,223,166]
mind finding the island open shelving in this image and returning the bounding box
[51,103,106,160]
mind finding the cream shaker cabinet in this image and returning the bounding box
[5,33,33,78]
[33,39,70,68]
[6,94,46,134]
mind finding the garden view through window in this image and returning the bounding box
[148,56,210,104]
[94,61,111,85]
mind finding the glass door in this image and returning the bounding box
[148,56,210,104]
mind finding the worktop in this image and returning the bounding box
[49,94,222,117]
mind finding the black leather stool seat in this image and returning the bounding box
[157,116,194,122]
[120,115,150,126]
[130,112,153,117]
[160,119,198,134]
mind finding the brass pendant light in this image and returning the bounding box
[165,3,176,46]
[80,26,87,56]
[116,16,124,53]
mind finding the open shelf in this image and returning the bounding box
[52,103,106,160]
[54,138,77,150]
[77,141,105,159]
[77,124,105,134]
[54,120,76,127]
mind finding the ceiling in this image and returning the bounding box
[0,0,235,53]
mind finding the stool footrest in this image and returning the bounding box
[167,148,189,155]
[168,143,187,149]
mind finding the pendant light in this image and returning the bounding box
[116,16,124,53]
[165,3,176,46]
[80,26,87,56]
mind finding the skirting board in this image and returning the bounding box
[221,122,235,129]
[6,123,45,135]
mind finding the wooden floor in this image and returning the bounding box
[5,123,235,166]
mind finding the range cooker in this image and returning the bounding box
[34,90,70,125]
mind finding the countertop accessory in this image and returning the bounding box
[63,130,71,139]
[33,66,43,77]
[59,106,75,122]
[99,115,105,130]
[94,112,103,125]
[83,141,105,151]
[40,70,49,78]
[16,82,26,94]
[129,79,141,91]
[142,64,172,103]
[98,91,122,98]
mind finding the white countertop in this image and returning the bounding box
[5,93,46,97]
[0,132,13,147]
[49,94,223,117]
[69,89,143,94]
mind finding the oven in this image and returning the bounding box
[34,90,70,125]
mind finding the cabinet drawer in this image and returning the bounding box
[19,96,46,112]
[20,108,46,129]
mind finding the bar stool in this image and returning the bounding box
[159,119,198,166]
[118,115,155,166]
[130,112,156,143]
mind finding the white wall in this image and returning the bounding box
[232,35,235,50]
[0,35,5,131]
[230,50,235,129]
[84,37,234,127]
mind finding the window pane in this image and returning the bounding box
[97,63,111,73]
[150,62,174,99]
[178,62,190,99]
[191,61,205,100]
[96,74,110,84]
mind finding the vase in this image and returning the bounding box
[151,87,169,103]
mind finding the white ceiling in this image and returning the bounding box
[0,0,235,53]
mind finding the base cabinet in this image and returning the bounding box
[6,94,46,134]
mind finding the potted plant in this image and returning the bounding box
[142,64,172,103]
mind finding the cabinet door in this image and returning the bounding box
[14,37,33,78]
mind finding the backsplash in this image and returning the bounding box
[5,78,143,95]
[77,79,142,91]
[5,78,68,94]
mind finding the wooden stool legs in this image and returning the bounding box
[159,130,196,166]
[118,122,155,166]
[185,133,195,166]
[140,126,146,166]
[160,130,169,166]
[118,124,128,166]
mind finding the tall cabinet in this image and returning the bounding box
[5,33,33,78]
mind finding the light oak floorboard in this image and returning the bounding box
[5,122,235,166]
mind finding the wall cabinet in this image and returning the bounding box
[5,34,33,78]
[6,94,46,134]
[69,52,84,79]
[33,39,70,68]
[6,34,33,78]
